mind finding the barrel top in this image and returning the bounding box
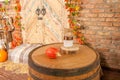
[30,43,98,69]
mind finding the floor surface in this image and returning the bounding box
[101,67,120,80]
[0,67,28,80]
[0,67,120,80]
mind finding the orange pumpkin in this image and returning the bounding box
[0,49,8,62]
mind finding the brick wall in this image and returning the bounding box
[79,0,120,69]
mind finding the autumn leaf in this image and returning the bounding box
[4,0,9,5]
[81,36,85,41]
[21,27,25,30]
[65,0,84,44]
[75,6,80,11]
[65,0,68,2]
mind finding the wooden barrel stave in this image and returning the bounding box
[28,43,101,80]
[28,52,100,77]
[29,65,100,80]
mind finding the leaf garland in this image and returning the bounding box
[0,0,22,48]
[12,0,22,48]
[64,0,84,44]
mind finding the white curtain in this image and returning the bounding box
[21,0,69,44]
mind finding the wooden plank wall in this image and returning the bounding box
[20,0,69,44]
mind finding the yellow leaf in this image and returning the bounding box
[75,6,80,11]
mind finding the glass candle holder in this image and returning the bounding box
[63,28,73,47]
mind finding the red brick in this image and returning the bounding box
[81,0,89,4]
[88,26,103,30]
[100,39,112,44]
[106,18,120,22]
[85,30,96,35]
[103,27,113,31]
[83,13,98,17]
[105,0,120,3]
[78,17,90,21]
[84,22,97,26]
[118,4,120,8]
[107,62,119,69]
[109,54,118,60]
[99,45,113,50]
[101,52,111,57]
[91,42,98,47]
[81,30,86,34]
[105,8,114,13]
[84,34,102,40]
[102,36,112,40]
[109,65,120,70]
[115,13,120,17]
[90,18,105,21]
[112,37,120,40]
[112,41,120,45]
[85,38,96,42]
[112,32,120,37]
[113,22,120,27]
[112,36,120,41]
[116,46,120,50]
[97,48,110,52]
[116,51,120,58]
[97,31,111,36]
[99,13,114,17]
[94,4,111,8]
[91,9,104,13]
[79,17,105,22]
[103,27,119,31]
[83,4,94,8]
[80,9,90,13]
[97,22,113,27]
[113,8,120,12]
[84,34,91,38]
[95,35,104,39]
[90,0,104,3]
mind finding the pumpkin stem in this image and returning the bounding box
[56,52,61,57]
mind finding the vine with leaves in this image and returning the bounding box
[64,0,84,44]
[0,0,22,48]
[12,0,22,48]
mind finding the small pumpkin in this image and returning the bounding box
[45,47,61,59]
[0,49,8,62]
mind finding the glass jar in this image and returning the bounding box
[63,28,73,47]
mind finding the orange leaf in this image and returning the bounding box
[16,0,20,4]
[11,41,17,49]
[15,3,21,12]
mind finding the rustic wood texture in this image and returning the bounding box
[29,66,100,80]
[0,61,28,74]
[28,43,100,80]
[20,0,69,44]
[0,61,28,80]
[60,44,79,54]
[0,67,28,80]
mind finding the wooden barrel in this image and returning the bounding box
[8,43,42,63]
[28,43,101,80]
